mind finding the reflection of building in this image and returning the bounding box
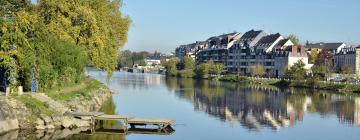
[167,78,360,131]
[355,97,360,126]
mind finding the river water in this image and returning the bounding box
[2,71,360,140]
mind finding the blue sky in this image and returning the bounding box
[122,0,360,53]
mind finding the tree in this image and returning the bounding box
[250,64,265,77]
[178,56,195,78]
[195,63,210,79]
[164,58,179,77]
[309,49,318,64]
[285,60,307,81]
[288,34,299,45]
[315,50,334,80]
[211,63,225,78]
[340,65,354,81]
[182,56,195,70]
[37,0,131,75]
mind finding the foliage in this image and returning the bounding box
[118,50,158,68]
[309,49,318,64]
[164,58,179,77]
[182,56,195,70]
[314,50,334,80]
[178,69,195,78]
[16,95,52,116]
[340,65,354,81]
[288,34,299,45]
[285,60,307,81]
[250,64,265,77]
[37,0,130,75]
[209,62,225,78]
[46,78,103,101]
[0,0,130,91]
[195,63,210,79]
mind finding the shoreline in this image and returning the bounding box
[0,78,113,135]
[165,74,360,95]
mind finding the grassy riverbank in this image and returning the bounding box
[0,77,112,133]
[46,77,104,101]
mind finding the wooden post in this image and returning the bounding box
[5,87,10,96]
[18,86,23,96]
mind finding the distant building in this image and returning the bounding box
[144,58,162,66]
[334,46,360,75]
[305,42,346,54]
[196,32,242,66]
[175,41,207,59]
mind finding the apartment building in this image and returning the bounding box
[334,46,360,75]
[175,41,207,59]
[196,32,242,66]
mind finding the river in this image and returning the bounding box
[2,71,360,140]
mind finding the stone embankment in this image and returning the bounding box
[0,87,113,135]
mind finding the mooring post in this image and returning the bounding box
[5,87,10,96]
[99,120,104,129]
[18,86,23,96]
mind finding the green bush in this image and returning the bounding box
[178,69,195,78]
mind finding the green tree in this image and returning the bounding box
[341,65,354,82]
[288,34,299,45]
[37,0,131,75]
[195,63,210,79]
[164,58,179,77]
[309,49,318,64]
[285,60,307,81]
[178,56,195,78]
[210,63,224,78]
[182,56,195,70]
[250,64,265,77]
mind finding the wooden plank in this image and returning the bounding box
[69,112,104,117]
[95,115,134,121]
[128,118,175,125]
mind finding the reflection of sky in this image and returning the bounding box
[89,71,360,140]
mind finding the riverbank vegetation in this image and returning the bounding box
[46,77,104,102]
[164,56,224,79]
[164,56,360,93]
[0,0,130,92]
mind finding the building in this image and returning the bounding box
[228,30,312,77]
[274,45,313,77]
[196,32,242,66]
[175,41,207,59]
[227,30,267,73]
[334,46,360,75]
[144,58,162,66]
[305,42,346,54]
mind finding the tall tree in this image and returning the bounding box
[285,60,307,80]
[309,49,318,64]
[288,34,299,45]
[37,0,131,75]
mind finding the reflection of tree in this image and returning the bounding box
[249,91,265,105]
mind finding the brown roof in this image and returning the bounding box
[305,42,344,50]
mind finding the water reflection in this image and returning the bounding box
[165,78,360,131]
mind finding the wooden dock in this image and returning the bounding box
[69,112,175,135]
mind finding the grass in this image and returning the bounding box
[15,95,52,116]
[46,77,104,102]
